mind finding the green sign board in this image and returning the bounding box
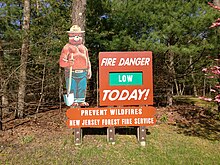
[109,72,143,86]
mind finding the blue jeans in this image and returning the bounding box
[65,71,88,103]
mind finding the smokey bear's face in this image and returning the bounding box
[68,33,83,45]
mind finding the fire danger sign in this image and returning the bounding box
[99,51,153,106]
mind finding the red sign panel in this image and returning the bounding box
[66,106,156,128]
[99,51,153,106]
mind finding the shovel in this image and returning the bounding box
[64,54,74,106]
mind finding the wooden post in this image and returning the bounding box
[137,126,146,146]
[74,128,82,145]
[107,126,115,144]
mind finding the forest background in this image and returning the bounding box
[0,0,220,122]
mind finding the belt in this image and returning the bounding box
[73,70,86,73]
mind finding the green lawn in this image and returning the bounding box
[1,124,219,165]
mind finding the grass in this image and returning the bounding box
[21,135,35,144]
[1,124,219,165]
[174,95,218,110]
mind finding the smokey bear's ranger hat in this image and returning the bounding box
[67,25,85,33]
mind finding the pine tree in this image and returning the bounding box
[99,0,218,105]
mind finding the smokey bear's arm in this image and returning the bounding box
[85,47,92,79]
[84,47,91,70]
[59,45,70,68]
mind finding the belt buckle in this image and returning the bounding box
[75,70,83,73]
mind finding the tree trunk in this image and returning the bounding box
[71,0,89,104]
[190,55,198,96]
[0,41,9,130]
[179,82,185,95]
[166,79,173,106]
[17,0,30,118]
[203,76,206,96]
[217,30,220,113]
[166,50,176,106]
[36,0,40,15]
[59,67,63,111]
[214,0,220,6]
[71,0,87,40]
[0,42,4,130]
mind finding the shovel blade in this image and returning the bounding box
[64,93,74,106]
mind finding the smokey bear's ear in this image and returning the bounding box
[67,25,85,33]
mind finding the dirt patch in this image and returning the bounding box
[156,105,220,141]
[0,108,69,150]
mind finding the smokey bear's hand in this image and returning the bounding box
[69,53,75,66]
[68,59,75,67]
[87,69,92,79]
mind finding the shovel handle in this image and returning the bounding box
[67,53,73,95]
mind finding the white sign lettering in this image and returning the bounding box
[118,75,133,82]
[101,58,117,66]
[100,57,151,67]
[118,58,150,66]
[69,120,80,126]
[102,89,150,101]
